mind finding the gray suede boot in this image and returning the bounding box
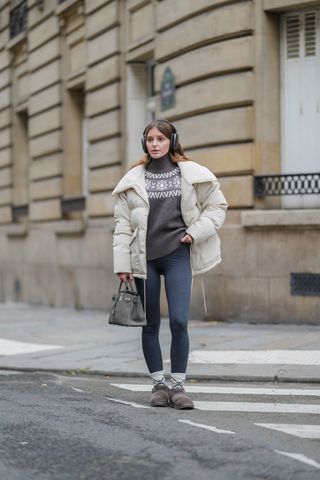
[169,386,194,410]
[150,384,170,407]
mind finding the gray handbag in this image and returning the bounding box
[108,280,146,327]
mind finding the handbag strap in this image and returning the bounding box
[118,280,138,294]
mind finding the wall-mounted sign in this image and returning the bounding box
[160,67,175,111]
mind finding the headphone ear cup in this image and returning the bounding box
[141,136,148,153]
[171,132,179,152]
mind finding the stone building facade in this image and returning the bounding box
[0,0,319,322]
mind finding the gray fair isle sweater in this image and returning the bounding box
[145,154,187,261]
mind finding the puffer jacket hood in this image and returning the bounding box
[112,161,228,277]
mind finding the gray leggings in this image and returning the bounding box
[135,243,192,374]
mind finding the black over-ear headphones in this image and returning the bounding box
[141,119,179,154]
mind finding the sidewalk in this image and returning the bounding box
[0,303,319,383]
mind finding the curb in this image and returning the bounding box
[1,366,320,384]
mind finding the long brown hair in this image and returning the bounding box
[131,119,189,168]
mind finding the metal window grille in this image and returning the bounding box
[254,173,320,198]
[9,1,27,39]
[291,273,320,296]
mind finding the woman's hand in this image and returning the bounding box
[180,234,194,244]
[117,272,134,282]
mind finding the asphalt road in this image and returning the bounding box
[0,370,319,480]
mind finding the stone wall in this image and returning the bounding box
[0,219,115,310]
[0,0,319,322]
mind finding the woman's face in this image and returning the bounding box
[145,127,170,159]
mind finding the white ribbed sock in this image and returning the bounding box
[150,370,166,385]
[170,373,186,389]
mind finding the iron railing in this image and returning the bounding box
[254,173,320,197]
[9,0,27,39]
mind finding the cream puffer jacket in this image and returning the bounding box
[112,160,228,278]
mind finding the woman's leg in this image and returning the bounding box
[162,244,194,409]
[163,244,192,374]
[135,261,163,374]
[136,263,170,407]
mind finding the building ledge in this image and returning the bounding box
[14,98,29,113]
[56,0,83,16]
[3,224,27,238]
[127,35,154,54]
[87,218,114,231]
[7,31,27,50]
[264,0,320,12]
[65,70,85,89]
[241,209,320,228]
[53,220,85,236]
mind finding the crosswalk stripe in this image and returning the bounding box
[275,450,320,469]
[107,397,151,409]
[193,402,320,414]
[0,338,62,356]
[188,350,320,365]
[111,383,320,397]
[256,423,320,439]
[179,419,235,435]
[111,384,320,413]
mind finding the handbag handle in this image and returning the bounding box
[118,278,146,316]
[118,280,138,294]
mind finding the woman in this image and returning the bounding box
[112,119,227,409]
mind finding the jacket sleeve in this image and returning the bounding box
[113,192,133,274]
[186,180,228,245]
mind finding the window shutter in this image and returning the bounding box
[286,15,300,59]
[304,12,317,56]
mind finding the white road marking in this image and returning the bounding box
[256,423,320,439]
[193,402,320,414]
[110,383,151,392]
[71,387,86,393]
[0,338,62,356]
[107,397,151,409]
[179,419,235,435]
[275,450,320,469]
[0,370,22,375]
[110,385,320,413]
[188,350,320,365]
[111,383,320,397]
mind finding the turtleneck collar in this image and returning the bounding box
[147,154,176,173]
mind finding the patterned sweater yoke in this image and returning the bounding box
[145,166,181,199]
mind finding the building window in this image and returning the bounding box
[146,60,156,122]
[9,1,27,40]
[61,87,87,218]
[12,109,29,221]
[281,9,320,209]
[126,59,156,165]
